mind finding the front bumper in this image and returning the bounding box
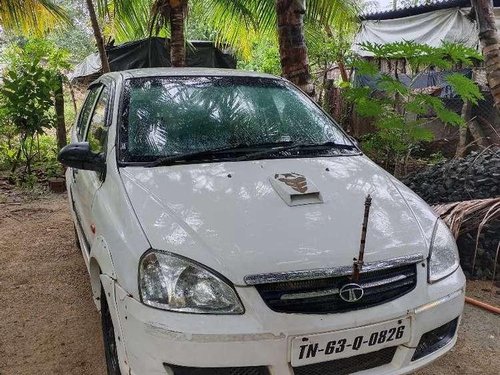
[110,267,465,375]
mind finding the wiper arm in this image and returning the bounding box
[236,142,306,161]
[143,141,296,167]
[143,146,244,167]
[301,141,358,150]
[237,141,357,161]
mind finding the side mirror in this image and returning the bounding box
[58,142,106,173]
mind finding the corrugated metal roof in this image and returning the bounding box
[360,0,490,21]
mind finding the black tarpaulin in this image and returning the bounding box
[70,38,236,83]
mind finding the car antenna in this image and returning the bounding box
[352,194,372,283]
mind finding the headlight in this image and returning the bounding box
[139,250,244,314]
[428,219,460,283]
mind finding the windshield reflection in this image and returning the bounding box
[119,76,353,163]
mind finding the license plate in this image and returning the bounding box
[291,317,411,366]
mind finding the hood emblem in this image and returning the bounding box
[339,283,364,302]
[274,173,308,193]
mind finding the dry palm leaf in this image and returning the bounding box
[433,198,500,281]
[433,198,500,238]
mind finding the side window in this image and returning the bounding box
[86,86,111,154]
[77,87,101,141]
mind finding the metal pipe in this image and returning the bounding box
[465,296,500,314]
[353,194,372,282]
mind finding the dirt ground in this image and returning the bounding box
[0,193,499,375]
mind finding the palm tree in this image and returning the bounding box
[86,0,111,73]
[275,0,314,95]
[0,0,67,35]
[471,0,500,111]
[151,0,188,67]
[99,0,188,67]
[204,0,359,94]
[102,0,358,83]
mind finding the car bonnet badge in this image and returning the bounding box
[339,283,364,302]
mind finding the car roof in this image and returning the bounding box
[93,68,283,86]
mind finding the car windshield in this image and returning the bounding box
[119,76,355,163]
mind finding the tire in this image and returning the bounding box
[101,288,122,375]
[74,224,81,250]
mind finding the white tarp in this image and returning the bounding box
[67,53,101,81]
[353,8,478,56]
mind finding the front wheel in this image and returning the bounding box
[101,288,122,375]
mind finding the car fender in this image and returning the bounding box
[100,273,131,375]
[90,235,116,311]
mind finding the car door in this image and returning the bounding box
[71,84,112,248]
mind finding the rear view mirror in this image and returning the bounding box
[58,142,106,173]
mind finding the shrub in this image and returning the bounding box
[344,41,483,173]
[0,38,70,182]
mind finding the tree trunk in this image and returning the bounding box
[456,100,473,157]
[85,0,110,73]
[337,59,349,82]
[169,0,186,67]
[472,0,500,110]
[54,74,67,151]
[275,0,314,96]
[68,80,78,114]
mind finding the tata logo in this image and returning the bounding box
[339,283,364,303]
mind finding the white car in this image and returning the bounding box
[59,68,465,375]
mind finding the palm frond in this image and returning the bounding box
[0,0,69,36]
[97,0,154,42]
[200,0,359,60]
[94,0,360,60]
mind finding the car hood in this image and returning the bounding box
[121,156,437,286]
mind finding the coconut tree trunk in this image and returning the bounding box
[472,0,500,110]
[169,0,186,67]
[85,0,110,73]
[275,0,314,96]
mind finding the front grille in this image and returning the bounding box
[293,346,397,375]
[412,318,459,361]
[255,264,417,314]
[165,364,269,375]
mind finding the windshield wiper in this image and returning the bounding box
[237,141,358,161]
[142,141,296,167]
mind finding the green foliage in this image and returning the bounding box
[2,65,56,133]
[446,73,483,105]
[358,41,483,72]
[0,0,69,36]
[346,41,483,171]
[96,0,359,60]
[0,38,70,179]
[306,24,355,71]
[34,134,61,178]
[2,37,71,72]
[47,0,95,64]
[237,37,281,75]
